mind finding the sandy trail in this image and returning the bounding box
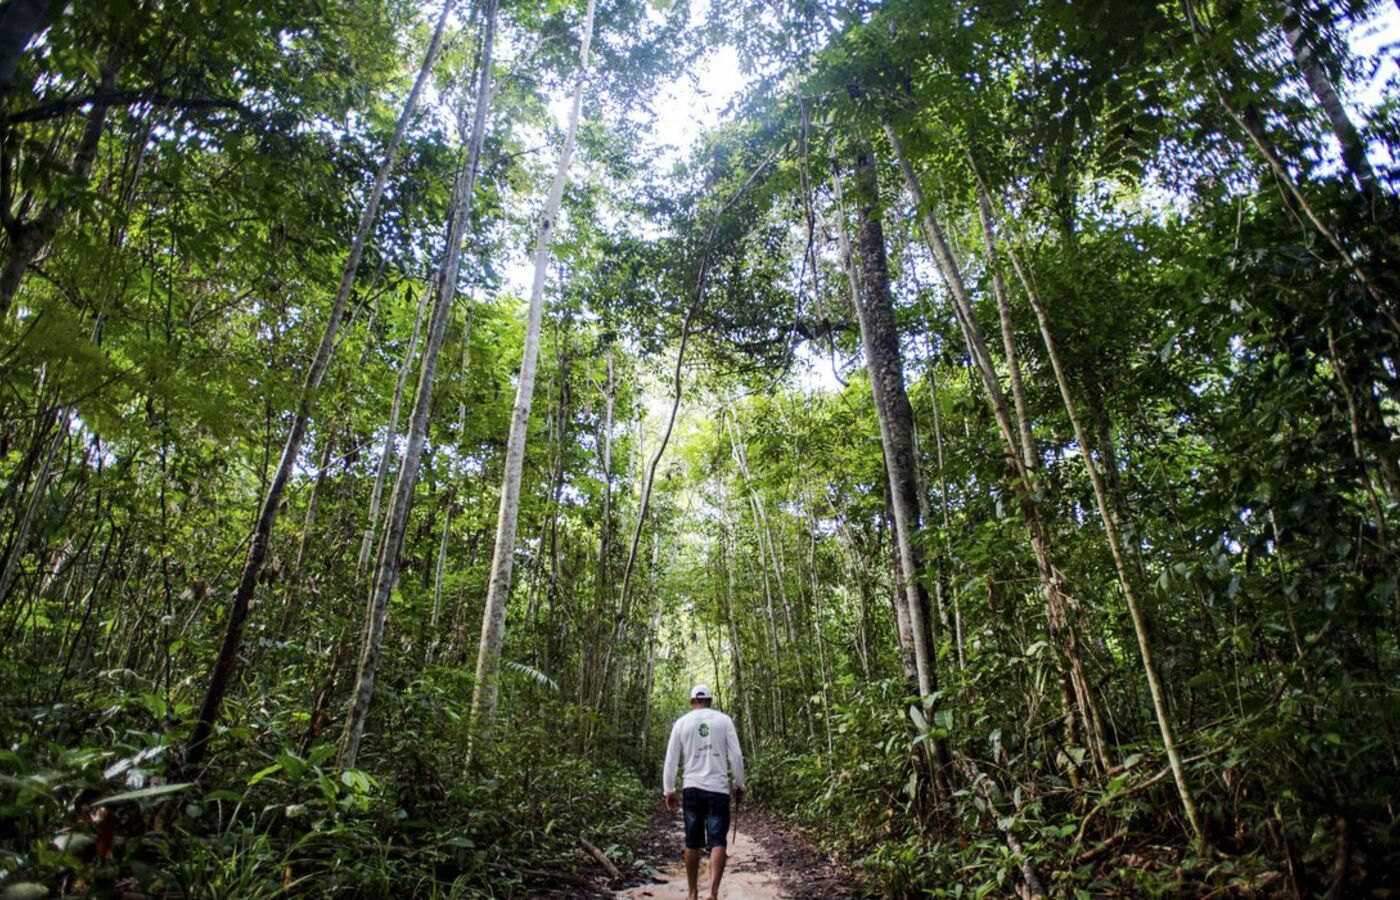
[615,826,787,900]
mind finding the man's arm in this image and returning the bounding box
[662,721,681,802]
[726,718,746,793]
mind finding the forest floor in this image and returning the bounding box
[601,807,856,899]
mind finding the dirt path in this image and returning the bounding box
[615,809,853,900]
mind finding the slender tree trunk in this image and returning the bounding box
[179,0,459,776]
[922,342,964,671]
[840,143,949,775]
[1274,0,1377,198]
[275,431,336,640]
[977,190,1036,474]
[885,121,1111,775]
[722,527,756,753]
[469,0,595,743]
[0,60,117,317]
[1180,0,1394,325]
[596,347,615,607]
[338,0,498,768]
[428,306,473,654]
[986,175,1208,845]
[0,411,62,609]
[359,280,433,575]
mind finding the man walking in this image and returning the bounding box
[663,684,746,900]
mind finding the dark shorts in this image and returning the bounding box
[682,788,730,850]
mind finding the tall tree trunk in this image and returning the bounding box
[275,431,336,640]
[428,305,473,654]
[359,280,433,576]
[985,175,1209,845]
[921,339,964,671]
[337,0,498,769]
[0,410,62,610]
[469,0,595,744]
[1274,0,1377,198]
[721,527,756,753]
[885,121,1111,775]
[841,142,949,775]
[180,0,458,776]
[596,346,615,608]
[829,163,916,681]
[977,189,1036,474]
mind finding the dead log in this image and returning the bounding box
[579,833,622,882]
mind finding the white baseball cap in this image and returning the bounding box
[690,683,712,700]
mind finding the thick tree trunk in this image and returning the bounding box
[469,0,595,743]
[0,0,51,92]
[842,143,948,774]
[337,0,498,769]
[829,163,917,682]
[180,0,458,776]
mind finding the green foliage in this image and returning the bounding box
[1,0,1398,895]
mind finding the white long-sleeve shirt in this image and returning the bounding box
[662,707,746,796]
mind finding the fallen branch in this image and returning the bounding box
[1073,747,1225,845]
[1072,827,1127,866]
[954,756,1046,899]
[579,833,622,882]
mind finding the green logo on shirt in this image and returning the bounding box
[699,723,710,737]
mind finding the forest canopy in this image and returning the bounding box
[0,0,1398,896]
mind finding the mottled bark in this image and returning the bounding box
[842,142,948,774]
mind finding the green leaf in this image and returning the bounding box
[247,764,282,786]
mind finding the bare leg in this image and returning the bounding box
[707,846,727,899]
[684,848,700,900]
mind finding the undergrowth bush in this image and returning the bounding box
[0,667,652,897]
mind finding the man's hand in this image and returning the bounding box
[665,791,678,813]
[733,786,745,802]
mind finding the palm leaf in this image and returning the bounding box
[504,660,560,693]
